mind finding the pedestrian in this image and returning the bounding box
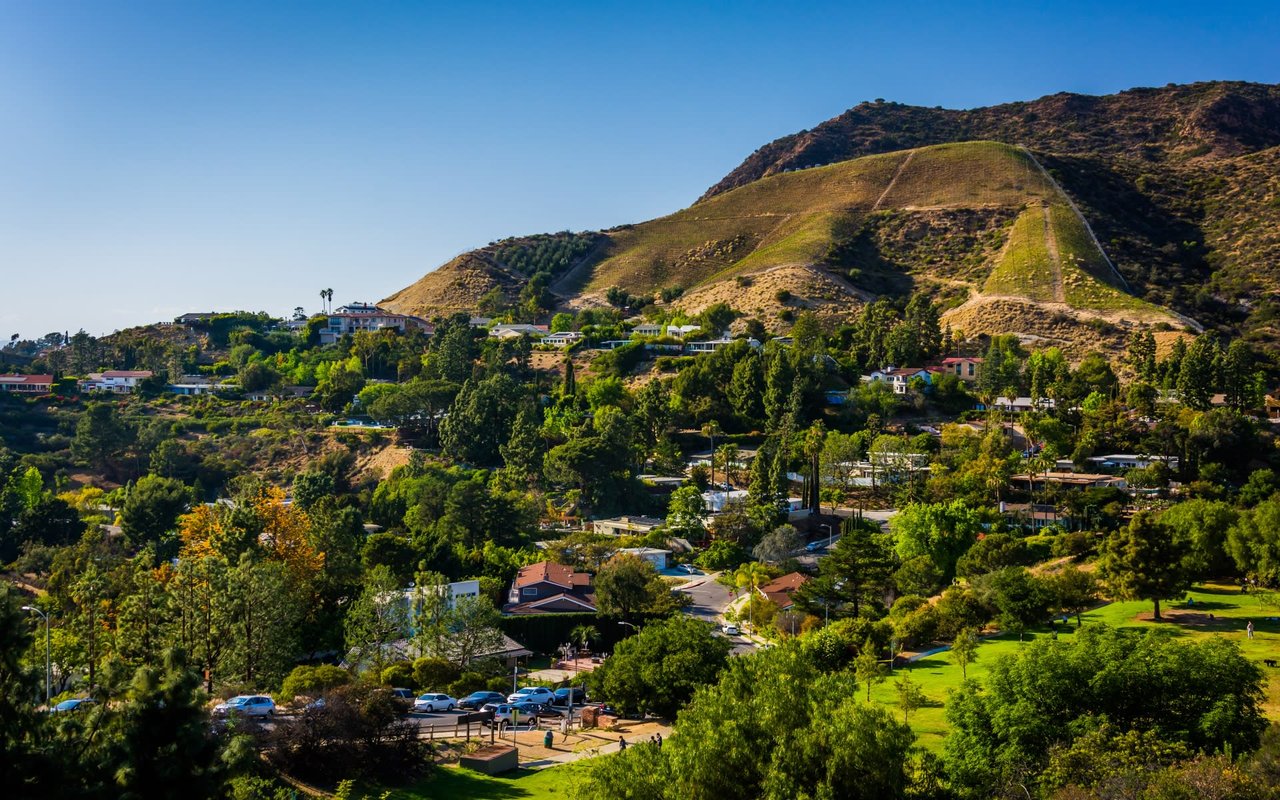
[1247,620,1255,639]
[619,736,627,751]
[655,732,663,748]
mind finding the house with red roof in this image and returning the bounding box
[0,374,54,394]
[757,572,810,612]
[503,561,597,614]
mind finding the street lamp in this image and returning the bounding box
[21,606,50,706]
[818,523,834,548]
[617,621,638,631]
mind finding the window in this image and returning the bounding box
[967,362,975,376]
[522,587,538,597]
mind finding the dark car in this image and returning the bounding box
[51,698,96,713]
[552,687,587,707]
[388,687,415,714]
[459,691,506,711]
[512,700,559,720]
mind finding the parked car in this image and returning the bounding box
[459,691,505,710]
[51,697,95,713]
[388,687,415,713]
[482,703,518,726]
[552,687,587,706]
[521,701,563,719]
[805,541,825,553]
[679,563,699,575]
[413,693,457,713]
[507,686,554,704]
[213,695,275,717]
[722,623,740,636]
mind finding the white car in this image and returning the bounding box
[722,624,740,636]
[414,693,457,713]
[507,686,555,705]
[213,695,275,717]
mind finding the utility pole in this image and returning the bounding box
[21,606,50,705]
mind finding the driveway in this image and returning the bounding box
[676,572,733,624]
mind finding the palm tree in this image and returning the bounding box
[326,288,334,313]
[569,624,598,658]
[701,420,723,490]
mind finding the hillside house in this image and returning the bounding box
[539,331,584,347]
[0,374,54,394]
[319,303,433,344]
[168,376,236,396]
[593,515,664,537]
[631,323,662,337]
[400,579,483,627]
[489,323,548,339]
[1011,471,1127,491]
[619,547,670,570]
[861,366,932,394]
[757,572,810,611]
[998,502,1075,531]
[930,356,983,383]
[1086,454,1179,472]
[504,561,597,614]
[666,324,701,338]
[978,396,1055,413]
[685,337,760,353]
[80,370,153,393]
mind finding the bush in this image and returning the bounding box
[447,671,489,698]
[412,657,461,691]
[380,662,414,689]
[279,664,351,701]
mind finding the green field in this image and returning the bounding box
[383,762,585,799]
[872,582,1280,752]
[982,205,1057,301]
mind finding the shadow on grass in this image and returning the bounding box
[404,767,542,800]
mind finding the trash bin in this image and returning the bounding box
[544,730,554,748]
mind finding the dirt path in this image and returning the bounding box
[548,237,613,297]
[1040,203,1067,303]
[872,149,915,211]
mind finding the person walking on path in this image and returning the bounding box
[1247,620,1255,639]
[618,736,627,751]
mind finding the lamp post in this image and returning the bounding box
[21,606,50,706]
[818,523,834,549]
[617,621,638,632]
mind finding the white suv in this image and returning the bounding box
[507,686,554,704]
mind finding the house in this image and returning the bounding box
[684,338,760,353]
[489,323,549,339]
[539,331,584,347]
[593,515,664,537]
[401,579,483,627]
[998,502,1074,531]
[1086,454,1179,472]
[174,312,217,325]
[504,561,597,614]
[860,366,932,394]
[469,316,493,328]
[1011,471,1127,490]
[80,370,153,393]
[319,303,433,344]
[931,356,983,383]
[702,488,749,512]
[167,375,236,396]
[246,385,314,402]
[632,323,662,337]
[1266,394,1280,424]
[619,547,670,570]
[757,572,810,611]
[978,396,1055,414]
[666,324,701,338]
[0,374,54,394]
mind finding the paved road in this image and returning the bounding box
[676,573,758,655]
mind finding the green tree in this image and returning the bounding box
[1100,511,1190,621]
[439,373,521,466]
[291,470,335,511]
[950,627,979,680]
[854,637,887,702]
[72,401,135,477]
[796,520,896,619]
[120,475,192,553]
[894,672,926,723]
[344,565,408,677]
[752,524,804,564]
[596,554,684,617]
[890,501,982,583]
[1226,493,1280,584]
[1046,565,1098,627]
[728,353,765,427]
[590,616,730,718]
[986,567,1050,641]
[1176,335,1216,411]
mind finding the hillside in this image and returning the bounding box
[384,82,1280,354]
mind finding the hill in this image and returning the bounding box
[384,82,1280,354]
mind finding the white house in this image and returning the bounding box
[319,303,433,345]
[980,396,1055,413]
[539,331,584,347]
[632,323,662,337]
[400,579,483,633]
[619,547,670,570]
[666,324,701,338]
[593,515,664,537]
[168,376,236,396]
[489,323,548,339]
[80,370,153,393]
[860,366,932,394]
[684,337,760,353]
[1086,454,1179,471]
[702,488,749,512]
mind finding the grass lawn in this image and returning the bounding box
[382,762,586,799]
[871,582,1280,752]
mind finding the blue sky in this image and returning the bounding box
[2,1,1278,337]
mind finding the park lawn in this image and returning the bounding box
[383,762,586,799]
[871,582,1280,753]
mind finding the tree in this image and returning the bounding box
[437,596,506,668]
[72,401,135,477]
[666,485,707,542]
[986,567,1050,641]
[950,627,979,680]
[1226,494,1280,585]
[120,475,192,553]
[237,360,279,393]
[890,501,982,584]
[1176,335,1216,411]
[1100,511,1190,621]
[752,524,803,564]
[1046,565,1098,627]
[589,616,730,718]
[439,373,521,466]
[894,672,926,723]
[596,554,684,617]
[345,565,408,677]
[570,623,599,654]
[854,637,887,702]
[291,470,335,511]
[795,519,896,619]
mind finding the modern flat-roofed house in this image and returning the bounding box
[1011,471,1127,491]
[504,561,596,614]
[489,323,549,339]
[593,515,664,537]
[540,331,584,347]
[0,374,54,394]
[401,579,483,629]
[757,572,810,611]
[861,366,932,394]
[167,375,236,396]
[1086,454,1179,472]
[666,324,701,338]
[80,370,153,393]
[685,337,760,353]
[318,303,433,345]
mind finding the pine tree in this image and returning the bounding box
[562,356,576,398]
[1176,335,1216,410]
[763,349,793,431]
[1100,511,1190,621]
[1221,340,1261,410]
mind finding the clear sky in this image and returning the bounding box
[3,1,1278,338]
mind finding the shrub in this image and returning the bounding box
[380,662,414,689]
[412,657,461,691]
[279,664,351,701]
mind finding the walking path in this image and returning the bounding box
[872,149,916,211]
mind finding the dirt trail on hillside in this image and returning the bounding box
[1041,203,1067,303]
[872,149,915,211]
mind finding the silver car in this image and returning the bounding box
[213,695,276,717]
